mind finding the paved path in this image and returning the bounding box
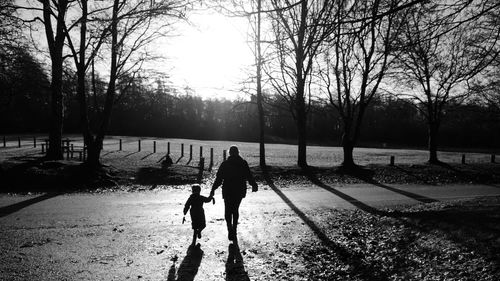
[1,183,499,280]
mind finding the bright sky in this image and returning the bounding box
[160,11,255,100]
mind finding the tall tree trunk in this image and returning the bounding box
[341,133,355,167]
[86,139,102,167]
[256,0,266,168]
[85,0,120,169]
[296,98,308,168]
[428,120,440,164]
[74,0,98,168]
[47,57,64,160]
[42,0,68,160]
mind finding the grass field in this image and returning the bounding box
[0,134,496,168]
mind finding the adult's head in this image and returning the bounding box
[229,145,239,156]
[191,185,201,194]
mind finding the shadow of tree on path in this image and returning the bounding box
[303,167,500,276]
[263,169,389,281]
[334,166,439,203]
[0,192,61,218]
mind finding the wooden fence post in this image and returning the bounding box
[138,139,141,152]
[33,136,36,148]
[167,142,170,155]
[153,141,156,153]
[209,148,214,170]
[491,154,495,163]
[18,137,21,148]
[390,156,395,166]
[197,157,205,183]
[189,145,193,160]
[119,139,122,151]
[199,146,203,160]
[181,143,184,157]
[461,154,466,164]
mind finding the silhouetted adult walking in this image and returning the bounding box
[210,146,258,241]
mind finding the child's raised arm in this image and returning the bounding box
[202,195,215,205]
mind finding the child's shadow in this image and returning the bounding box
[167,244,204,281]
[226,243,250,281]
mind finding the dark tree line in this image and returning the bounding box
[2,0,500,168]
[1,61,499,150]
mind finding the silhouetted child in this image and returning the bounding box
[183,185,213,245]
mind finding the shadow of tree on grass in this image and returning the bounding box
[263,169,389,281]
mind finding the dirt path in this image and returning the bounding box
[1,183,500,280]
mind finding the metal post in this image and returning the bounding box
[167,142,170,155]
[33,136,36,148]
[461,154,466,164]
[223,150,227,161]
[181,143,184,157]
[153,141,156,153]
[390,156,395,166]
[492,154,496,163]
[18,137,21,148]
[119,139,122,151]
[138,139,141,152]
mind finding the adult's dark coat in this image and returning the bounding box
[212,155,257,199]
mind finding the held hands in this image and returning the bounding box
[208,190,215,204]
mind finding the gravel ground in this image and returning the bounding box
[1,141,500,280]
[1,184,499,281]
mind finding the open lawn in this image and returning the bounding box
[1,134,497,166]
[1,135,499,192]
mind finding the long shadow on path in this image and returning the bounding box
[305,168,500,267]
[334,167,438,204]
[226,242,250,281]
[0,192,61,218]
[263,170,388,281]
[166,244,204,281]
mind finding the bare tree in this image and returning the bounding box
[64,0,188,167]
[318,0,407,168]
[392,0,500,163]
[40,0,69,160]
[266,0,336,168]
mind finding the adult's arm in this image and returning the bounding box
[183,196,191,215]
[244,160,258,191]
[210,162,225,196]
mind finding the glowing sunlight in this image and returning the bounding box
[162,12,254,99]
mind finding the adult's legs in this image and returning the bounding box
[224,197,243,240]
